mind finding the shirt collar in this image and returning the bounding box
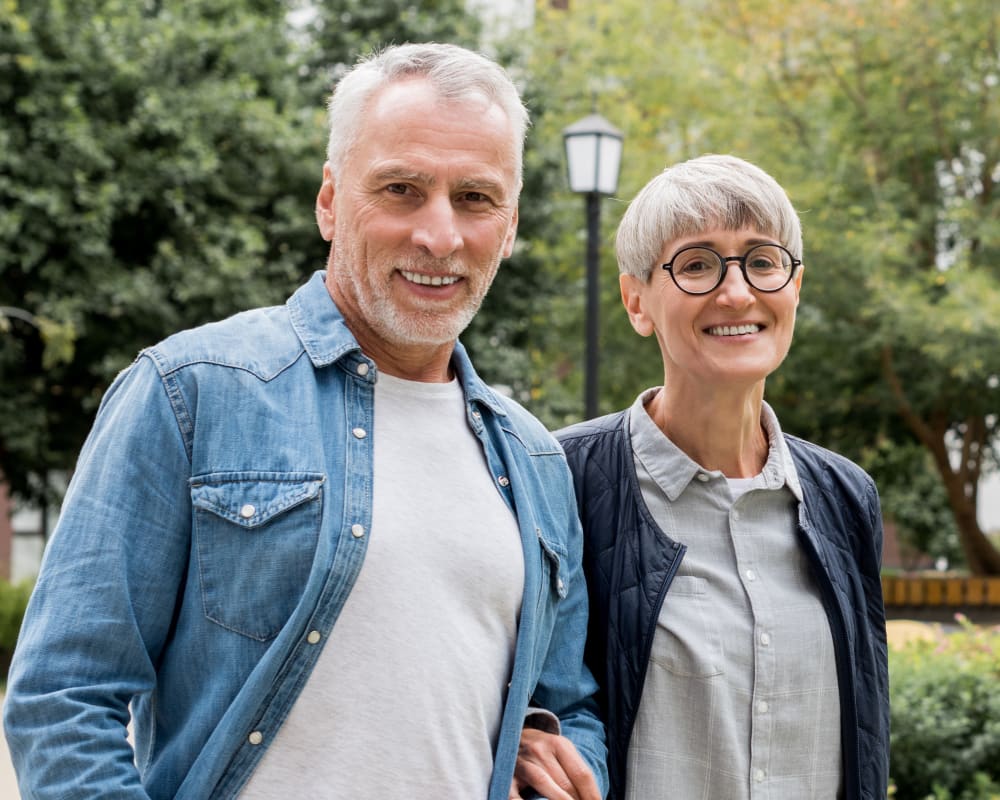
[286,271,508,417]
[629,388,802,502]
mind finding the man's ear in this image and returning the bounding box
[620,273,655,337]
[316,162,336,242]
[501,204,519,259]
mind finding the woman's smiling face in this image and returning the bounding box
[620,226,804,392]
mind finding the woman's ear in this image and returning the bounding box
[620,273,655,337]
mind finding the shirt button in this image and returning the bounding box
[239,504,255,519]
[351,524,365,538]
[498,476,510,487]
[757,700,769,713]
[248,731,263,746]
[696,473,709,482]
[754,768,766,782]
[357,363,370,376]
[352,427,367,439]
[307,630,322,644]
[760,632,772,646]
[745,569,756,581]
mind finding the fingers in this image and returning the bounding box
[514,729,602,800]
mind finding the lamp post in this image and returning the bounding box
[563,113,623,419]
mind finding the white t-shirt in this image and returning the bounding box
[240,373,524,798]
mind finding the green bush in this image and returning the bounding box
[889,616,1000,799]
[0,578,33,682]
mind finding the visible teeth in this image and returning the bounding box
[402,270,460,286]
[708,324,761,336]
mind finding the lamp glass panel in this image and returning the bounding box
[565,134,599,193]
[596,135,623,195]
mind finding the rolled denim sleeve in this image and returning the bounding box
[3,355,192,798]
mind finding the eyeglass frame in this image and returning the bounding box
[661,243,802,295]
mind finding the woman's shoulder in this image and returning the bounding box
[784,433,876,495]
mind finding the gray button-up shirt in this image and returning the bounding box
[625,389,842,799]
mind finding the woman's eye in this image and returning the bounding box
[680,259,711,274]
[748,257,779,271]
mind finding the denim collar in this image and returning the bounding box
[288,271,507,417]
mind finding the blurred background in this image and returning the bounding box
[1,1,998,795]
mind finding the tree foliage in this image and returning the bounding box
[0,0,323,498]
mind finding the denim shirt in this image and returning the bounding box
[4,271,607,800]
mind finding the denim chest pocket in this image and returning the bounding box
[190,472,325,641]
[649,575,725,678]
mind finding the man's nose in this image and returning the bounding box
[411,196,463,258]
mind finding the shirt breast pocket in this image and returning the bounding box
[190,472,325,641]
[649,575,725,679]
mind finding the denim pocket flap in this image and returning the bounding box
[536,528,568,600]
[191,472,325,529]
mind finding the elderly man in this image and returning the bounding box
[4,43,606,800]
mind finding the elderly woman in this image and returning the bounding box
[553,155,889,800]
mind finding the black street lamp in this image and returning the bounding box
[562,113,623,419]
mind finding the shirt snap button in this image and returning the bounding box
[307,630,322,644]
[351,524,365,538]
[357,363,370,376]
[248,731,263,746]
[239,504,255,519]
[498,476,510,487]
[352,427,367,439]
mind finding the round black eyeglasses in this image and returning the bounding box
[662,243,802,295]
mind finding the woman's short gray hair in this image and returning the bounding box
[615,154,802,281]
[326,42,529,183]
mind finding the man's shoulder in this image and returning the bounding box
[142,303,304,380]
[490,392,565,454]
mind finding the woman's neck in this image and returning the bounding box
[646,380,769,478]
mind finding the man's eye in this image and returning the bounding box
[386,183,409,195]
[462,191,490,203]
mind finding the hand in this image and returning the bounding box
[508,728,602,800]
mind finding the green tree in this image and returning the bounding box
[0,0,324,501]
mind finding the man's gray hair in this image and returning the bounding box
[616,154,803,281]
[326,42,529,182]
